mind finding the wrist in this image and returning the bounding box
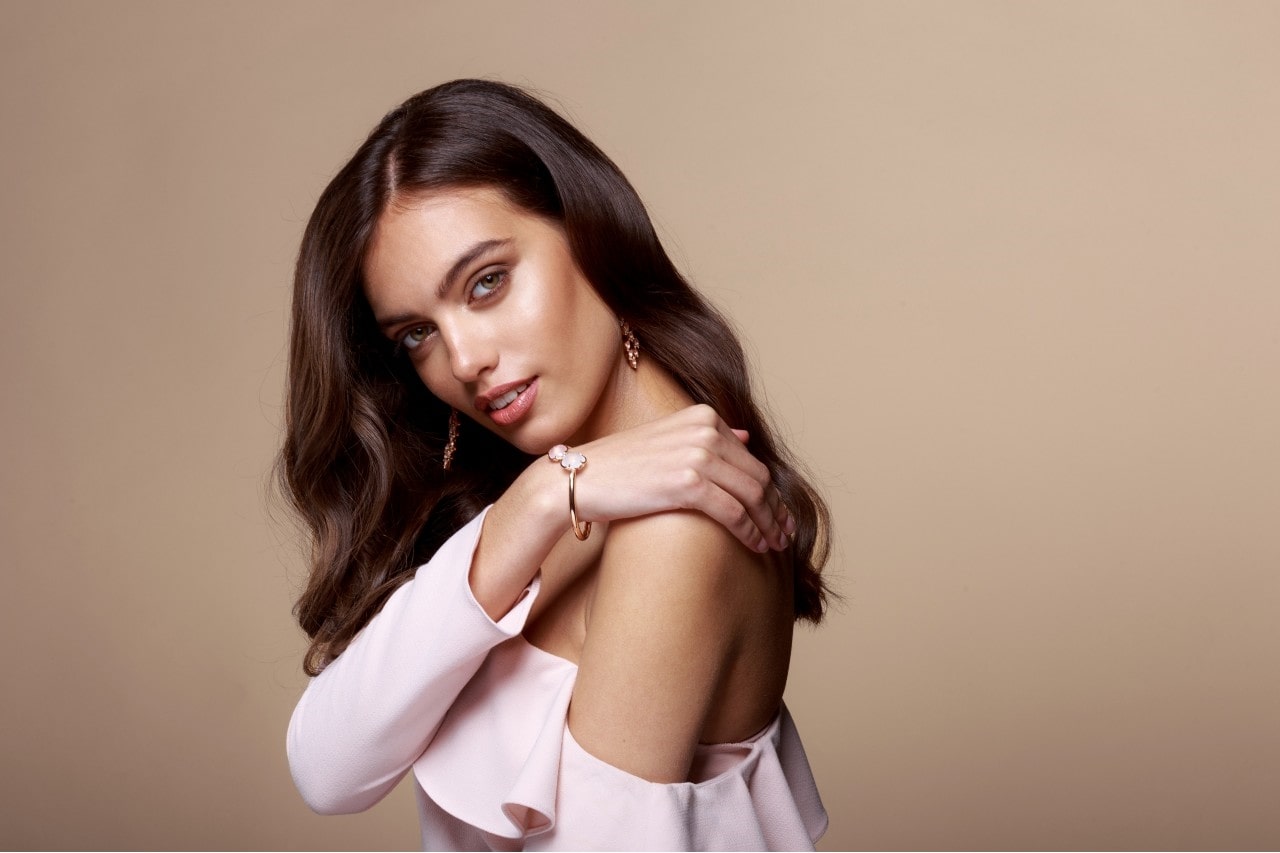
[512,455,569,534]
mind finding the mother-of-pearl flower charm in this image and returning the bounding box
[548,444,592,540]
[548,444,586,470]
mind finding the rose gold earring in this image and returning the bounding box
[621,320,640,370]
[442,409,459,471]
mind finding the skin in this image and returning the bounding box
[362,186,796,783]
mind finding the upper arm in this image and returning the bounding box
[566,510,751,783]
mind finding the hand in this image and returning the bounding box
[565,405,794,553]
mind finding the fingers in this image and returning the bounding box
[583,404,791,552]
[691,479,775,553]
[777,498,797,536]
[675,442,783,552]
[679,405,789,551]
[715,432,785,543]
[707,456,789,551]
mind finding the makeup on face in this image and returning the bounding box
[362,187,627,454]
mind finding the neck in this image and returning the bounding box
[569,355,694,445]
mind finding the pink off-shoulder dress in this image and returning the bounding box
[287,507,828,851]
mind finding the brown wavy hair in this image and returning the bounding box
[280,79,831,676]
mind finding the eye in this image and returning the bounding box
[399,324,435,350]
[469,270,507,301]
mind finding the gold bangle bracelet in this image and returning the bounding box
[548,444,591,541]
[568,468,591,541]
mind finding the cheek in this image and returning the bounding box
[537,276,608,347]
[415,355,458,406]
[564,286,619,352]
[514,270,571,329]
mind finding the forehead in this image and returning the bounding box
[364,185,525,287]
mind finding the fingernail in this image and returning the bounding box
[755,538,768,553]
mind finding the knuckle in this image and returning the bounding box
[677,466,702,490]
[686,446,713,468]
[694,425,719,446]
[692,404,718,425]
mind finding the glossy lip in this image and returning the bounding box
[474,376,537,413]
[476,377,539,428]
[487,379,538,427]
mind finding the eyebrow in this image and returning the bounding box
[438,238,512,299]
[375,238,512,331]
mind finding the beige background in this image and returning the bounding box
[2,1,1277,849]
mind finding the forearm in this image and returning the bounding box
[287,507,539,814]
[467,456,566,620]
[288,459,573,813]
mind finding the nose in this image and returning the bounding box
[440,321,497,386]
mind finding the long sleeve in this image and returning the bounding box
[286,506,541,815]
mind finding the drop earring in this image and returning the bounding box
[621,320,640,370]
[442,409,459,471]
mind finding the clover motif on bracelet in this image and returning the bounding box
[548,444,591,540]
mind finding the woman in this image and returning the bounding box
[282,79,831,850]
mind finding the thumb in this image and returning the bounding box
[730,428,750,444]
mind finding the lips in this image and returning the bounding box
[476,377,538,427]
[487,383,529,412]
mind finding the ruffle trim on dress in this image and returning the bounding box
[413,637,827,850]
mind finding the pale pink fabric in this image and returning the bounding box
[287,507,828,851]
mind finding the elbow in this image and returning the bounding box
[293,776,368,816]
[287,740,366,815]
[286,707,387,815]
[295,784,377,817]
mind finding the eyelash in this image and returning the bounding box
[469,269,507,302]
[395,268,509,354]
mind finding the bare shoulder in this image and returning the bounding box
[593,508,795,666]
[567,511,794,782]
[598,509,770,610]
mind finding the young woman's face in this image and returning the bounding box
[362,186,626,455]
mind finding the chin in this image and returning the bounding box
[507,435,549,457]
[484,421,555,457]
[511,416,588,457]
